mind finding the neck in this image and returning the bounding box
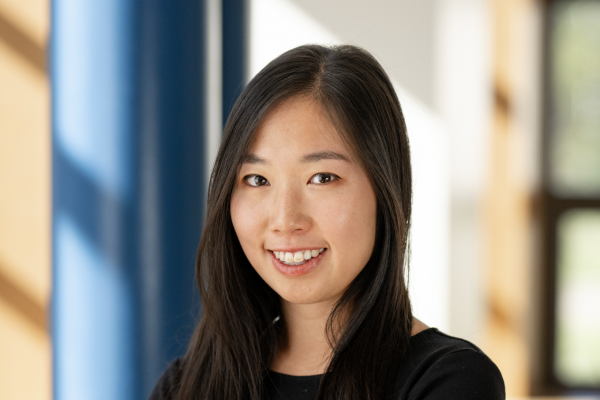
[271,299,339,376]
[270,298,429,377]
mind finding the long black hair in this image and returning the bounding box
[174,44,413,400]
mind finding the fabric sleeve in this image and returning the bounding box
[148,358,183,400]
[406,350,505,400]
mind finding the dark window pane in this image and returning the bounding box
[555,209,600,386]
[549,1,600,196]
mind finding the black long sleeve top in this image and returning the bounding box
[150,328,505,400]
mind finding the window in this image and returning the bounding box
[543,0,600,393]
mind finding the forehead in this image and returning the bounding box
[247,96,349,155]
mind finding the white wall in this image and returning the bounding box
[249,0,436,108]
[434,0,492,345]
[247,0,493,340]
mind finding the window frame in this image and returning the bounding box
[540,0,600,394]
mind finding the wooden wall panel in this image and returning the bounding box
[0,1,51,399]
[485,0,543,396]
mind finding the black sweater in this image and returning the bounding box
[150,328,505,400]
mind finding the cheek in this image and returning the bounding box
[230,189,268,257]
[319,185,377,268]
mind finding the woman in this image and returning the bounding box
[150,44,504,400]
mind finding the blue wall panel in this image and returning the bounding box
[51,1,205,398]
[222,0,247,125]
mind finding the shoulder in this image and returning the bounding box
[396,328,505,400]
[149,358,184,400]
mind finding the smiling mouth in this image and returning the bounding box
[271,248,326,266]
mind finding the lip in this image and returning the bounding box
[270,247,325,253]
[270,249,327,277]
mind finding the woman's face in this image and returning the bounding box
[230,97,377,306]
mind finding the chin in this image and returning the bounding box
[279,293,322,305]
[273,280,338,306]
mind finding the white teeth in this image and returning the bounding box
[285,252,294,262]
[274,248,326,265]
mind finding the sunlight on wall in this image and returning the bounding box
[53,0,133,202]
[434,0,492,346]
[54,215,134,400]
[0,0,51,399]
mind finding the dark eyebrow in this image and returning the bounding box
[301,151,350,163]
[242,154,268,165]
[241,151,350,165]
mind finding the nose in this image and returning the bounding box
[269,183,311,236]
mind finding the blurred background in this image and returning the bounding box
[1,0,599,398]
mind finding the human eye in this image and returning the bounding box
[243,174,270,187]
[308,173,340,185]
